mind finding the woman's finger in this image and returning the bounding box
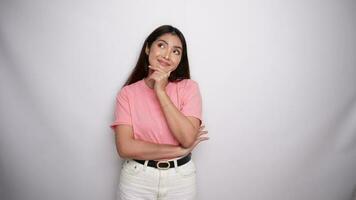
[193,135,209,148]
[157,64,175,74]
[149,65,166,73]
[148,65,163,74]
[148,70,166,81]
[197,133,209,141]
[198,132,209,138]
[198,130,208,136]
[149,65,174,78]
[199,137,209,142]
[149,66,171,80]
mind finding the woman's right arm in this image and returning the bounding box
[114,124,208,161]
[115,124,187,160]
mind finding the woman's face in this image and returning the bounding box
[146,33,183,73]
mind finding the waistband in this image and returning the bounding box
[133,153,192,170]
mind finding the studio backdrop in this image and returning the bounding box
[0,0,356,200]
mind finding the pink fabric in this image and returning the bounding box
[110,79,202,145]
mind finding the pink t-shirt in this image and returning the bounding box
[110,79,202,145]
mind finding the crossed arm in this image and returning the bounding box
[114,124,199,161]
[155,90,201,148]
[114,97,207,161]
[115,66,208,160]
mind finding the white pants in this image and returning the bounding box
[117,159,197,200]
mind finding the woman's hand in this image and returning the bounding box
[147,65,174,92]
[180,124,209,157]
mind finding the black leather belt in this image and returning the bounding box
[133,153,191,169]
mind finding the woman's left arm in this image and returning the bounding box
[147,65,201,148]
[155,90,200,148]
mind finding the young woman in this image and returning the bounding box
[110,25,208,200]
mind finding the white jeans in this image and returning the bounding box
[117,159,197,200]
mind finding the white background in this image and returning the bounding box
[1,0,356,199]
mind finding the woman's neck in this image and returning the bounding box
[143,78,154,89]
[144,69,154,89]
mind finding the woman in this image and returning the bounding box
[110,25,208,200]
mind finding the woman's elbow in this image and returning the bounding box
[180,132,197,148]
[117,148,130,159]
[116,142,133,159]
[181,140,195,149]
[116,146,127,158]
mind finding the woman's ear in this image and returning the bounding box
[145,45,149,55]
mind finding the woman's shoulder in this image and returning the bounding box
[176,79,200,91]
[124,79,145,90]
[176,78,199,88]
[117,80,144,96]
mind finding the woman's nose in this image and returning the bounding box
[163,49,171,59]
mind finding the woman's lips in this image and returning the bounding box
[157,59,170,67]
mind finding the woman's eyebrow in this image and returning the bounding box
[157,39,182,50]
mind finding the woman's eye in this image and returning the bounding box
[173,50,181,55]
[158,43,165,48]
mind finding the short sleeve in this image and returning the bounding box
[110,87,132,130]
[180,80,202,122]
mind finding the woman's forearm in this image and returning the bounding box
[155,90,198,148]
[117,137,186,161]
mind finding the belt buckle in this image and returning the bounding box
[157,161,170,170]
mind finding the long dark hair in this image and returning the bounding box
[123,25,190,86]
